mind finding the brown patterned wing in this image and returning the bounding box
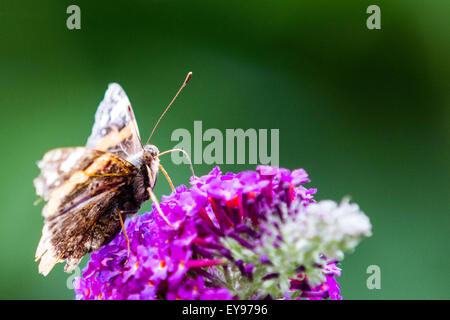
[35,147,102,202]
[86,83,143,163]
[34,147,138,276]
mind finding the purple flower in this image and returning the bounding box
[288,261,342,300]
[73,165,349,300]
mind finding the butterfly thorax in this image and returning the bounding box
[127,144,159,210]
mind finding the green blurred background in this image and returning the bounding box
[0,0,448,299]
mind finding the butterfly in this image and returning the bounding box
[34,73,193,276]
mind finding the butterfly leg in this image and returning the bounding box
[147,188,177,229]
[117,210,131,263]
[86,157,133,177]
[87,173,128,177]
[110,157,133,175]
[158,164,175,193]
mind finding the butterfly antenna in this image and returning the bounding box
[156,148,195,178]
[145,72,193,145]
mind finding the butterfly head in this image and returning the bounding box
[143,144,159,162]
[142,144,160,190]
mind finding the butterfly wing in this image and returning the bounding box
[34,147,138,276]
[86,83,143,162]
[34,147,101,202]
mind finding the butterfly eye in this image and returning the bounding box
[147,146,158,158]
[144,144,159,158]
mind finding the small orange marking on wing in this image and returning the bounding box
[43,151,135,219]
[44,154,112,217]
[85,154,112,175]
[44,170,90,216]
[95,123,134,151]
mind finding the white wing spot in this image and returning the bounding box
[60,148,85,172]
[52,149,62,161]
[45,170,59,185]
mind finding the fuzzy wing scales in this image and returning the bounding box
[34,147,102,202]
[34,147,138,276]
